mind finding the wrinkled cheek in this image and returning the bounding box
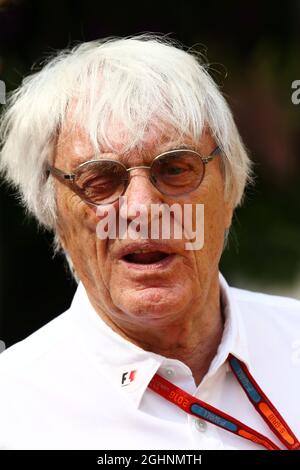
[56,188,99,251]
[203,206,226,262]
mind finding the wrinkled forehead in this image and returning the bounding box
[54,107,213,169]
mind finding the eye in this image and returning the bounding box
[163,165,187,176]
[85,176,114,188]
[77,174,115,190]
[75,161,126,190]
[158,158,192,178]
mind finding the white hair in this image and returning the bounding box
[0,34,252,234]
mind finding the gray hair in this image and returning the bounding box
[0,35,252,235]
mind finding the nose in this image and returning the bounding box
[119,168,163,222]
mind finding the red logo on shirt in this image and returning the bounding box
[121,370,137,386]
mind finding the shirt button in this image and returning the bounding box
[194,418,207,432]
[162,367,175,378]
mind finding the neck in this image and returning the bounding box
[131,294,224,386]
[87,276,225,387]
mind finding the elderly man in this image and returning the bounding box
[0,35,299,451]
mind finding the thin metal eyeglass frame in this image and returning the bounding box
[46,146,221,206]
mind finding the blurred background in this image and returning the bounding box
[0,0,299,348]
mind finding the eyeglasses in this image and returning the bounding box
[46,146,221,206]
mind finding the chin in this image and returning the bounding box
[117,286,189,321]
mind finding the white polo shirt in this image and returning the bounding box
[0,273,299,450]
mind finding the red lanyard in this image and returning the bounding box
[148,354,300,450]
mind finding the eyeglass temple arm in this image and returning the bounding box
[201,146,221,164]
[46,164,75,181]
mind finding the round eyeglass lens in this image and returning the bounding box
[74,160,127,204]
[150,150,205,196]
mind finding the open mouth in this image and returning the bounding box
[123,251,170,265]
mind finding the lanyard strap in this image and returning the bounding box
[148,355,300,450]
[228,354,299,450]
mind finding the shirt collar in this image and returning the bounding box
[69,271,251,407]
